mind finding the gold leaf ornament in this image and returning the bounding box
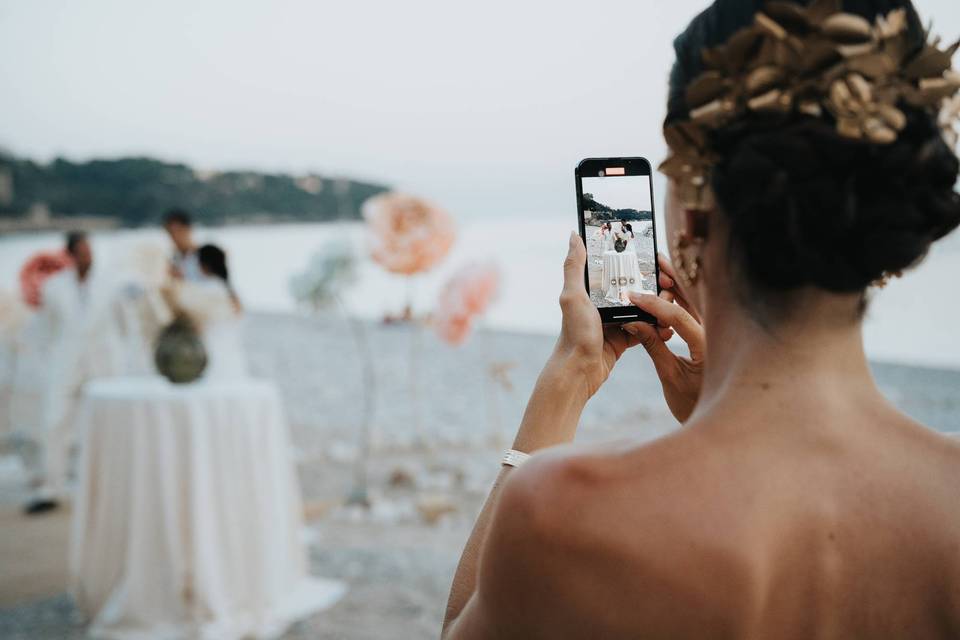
[822,13,874,44]
[660,3,960,211]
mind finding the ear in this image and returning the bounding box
[685,209,710,240]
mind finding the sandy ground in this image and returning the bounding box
[1,312,958,639]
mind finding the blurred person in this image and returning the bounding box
[195,244,247,379]
[163,208,202,281]
[165,243,248,380]
[22,232,122,515]
[442,0,960,637]
[197,243,242,313]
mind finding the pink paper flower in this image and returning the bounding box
[19,250,72,308]
[434,262,501,346]
[363,192,456,275]
[434,311,474,346]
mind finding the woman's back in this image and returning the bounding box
[530,407,960,639]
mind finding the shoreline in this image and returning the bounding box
[254,309,960,376]
[2,223,959,371]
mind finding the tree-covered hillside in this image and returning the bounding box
[0,153,389,227]
[582,192,652,222]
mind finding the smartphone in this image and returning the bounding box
[575,157,660,324]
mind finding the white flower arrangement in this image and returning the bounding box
[289,241,356,310]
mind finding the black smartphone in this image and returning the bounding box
[575,157,660,324]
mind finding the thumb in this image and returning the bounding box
[562,231,587,297]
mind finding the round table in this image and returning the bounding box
[601,250,644,304]
[69,376,345,640]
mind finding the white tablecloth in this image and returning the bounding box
[601,250,644,303]
[69,376,345,640]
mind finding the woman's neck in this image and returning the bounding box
[690,289,885,428]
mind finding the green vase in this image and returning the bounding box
[154,314,207,384]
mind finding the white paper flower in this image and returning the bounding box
[289,242,356,309]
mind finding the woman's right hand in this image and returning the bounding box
[550,232,643,400]
[623,255,705,423]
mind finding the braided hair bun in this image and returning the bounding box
[711,108,960,292]
[669,0,960,296]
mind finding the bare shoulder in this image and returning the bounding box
[904,423,960,501]
[476,434,747,638]
[936,429,960,450]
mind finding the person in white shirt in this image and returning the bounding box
[163,209,203,282]
[23,232,121,514]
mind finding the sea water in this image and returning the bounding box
[1,219,958,370]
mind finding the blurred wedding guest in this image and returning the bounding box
[168,243,248,380]
[22,232,122,515]
[198,244,242,312]
[163,208,202,281]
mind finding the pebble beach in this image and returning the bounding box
[1,312,958,639]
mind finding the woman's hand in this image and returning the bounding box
[551,232,643,399]
[623,255,705,423]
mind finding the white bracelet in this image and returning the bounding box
[501,449,531,468]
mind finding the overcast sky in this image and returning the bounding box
[582,175,653,212]
[1,0,957,221]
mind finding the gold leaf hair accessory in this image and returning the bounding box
[660,0,960,212]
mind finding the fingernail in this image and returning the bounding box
[623,324,638,335]
[569,231,578,248]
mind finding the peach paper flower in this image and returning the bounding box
[362,192,456,275]
[434,262,501,346]
[434,312,474,346]
[19,250,72,308]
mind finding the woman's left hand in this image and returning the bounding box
[623,254,705,423]
[550,232,647,398]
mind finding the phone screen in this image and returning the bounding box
[577,160,658,317]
